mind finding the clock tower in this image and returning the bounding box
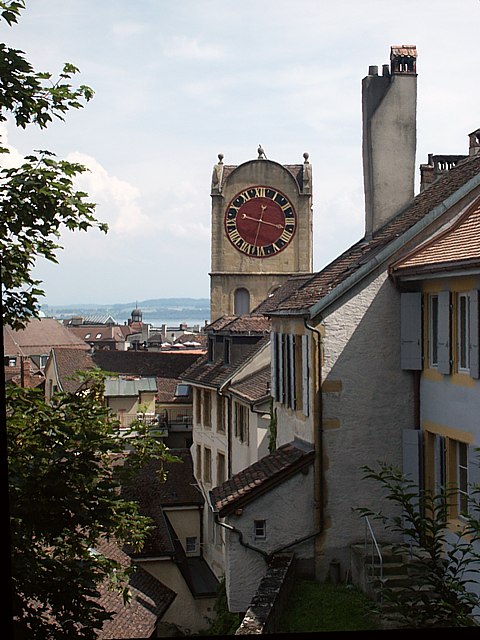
[210,147,313,321]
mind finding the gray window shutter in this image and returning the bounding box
[434,434,446,493]
[438,291,451,374]
[469,290,479,379]
[277,333,284,403]
[400,292,423,370]
[270,331,277,400]
[468,445,480,493]
[402,429,423,489]
[302,334,309,416]
[288,334,296,409]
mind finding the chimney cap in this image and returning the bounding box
[391,45,417,58]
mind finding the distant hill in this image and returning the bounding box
[41,298,210,323]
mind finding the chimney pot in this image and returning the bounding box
[469,129,480,156]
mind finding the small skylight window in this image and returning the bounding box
[175,384,190,397]
[84,333,91,339]
[96,333,102,339]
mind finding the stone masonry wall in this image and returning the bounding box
[235,554,296,635]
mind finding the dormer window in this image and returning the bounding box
[224,338,231,364]
[208,336,215,363]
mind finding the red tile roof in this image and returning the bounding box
[181,335,270,389]
[390,195,480,275]
[206,314,271,334]
[210,442,314,516]
[50,347,95,393]
[91,350,202,379]
[95,538,176,639]
[4,318,89,356]
[121,450,203,558]
[229,365,271,404]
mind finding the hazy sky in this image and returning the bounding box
[3,0,480,306]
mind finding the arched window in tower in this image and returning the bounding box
[234,288,250,315]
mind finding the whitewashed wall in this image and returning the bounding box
[223,465,315,612]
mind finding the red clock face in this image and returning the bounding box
[224,186,296,258]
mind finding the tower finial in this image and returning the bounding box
[257,144,266,159]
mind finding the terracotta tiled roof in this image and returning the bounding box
[156,377,192,403]
[50,347,95,393]
[390,195,480,275]
[91,350,202,378]
[229,365,271,404]
[95,538,176,640]
[3,318,89,356]
[181,335,270,389]
[210,442,314,516]
[67,325,126,345]
[205,314,271,334]
[122,450,203,558]
[253,274,313,315]
[266,153,480,315]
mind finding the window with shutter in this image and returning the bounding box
[468,290,479,379]
[437,291,451,374]
[400,292,423,370]
[457,293,470,373]
[301,334,310,416]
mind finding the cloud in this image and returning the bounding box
[163,35,223,60]
[66,152,150,235]
[111,22,149,38]
[0,123,26,167]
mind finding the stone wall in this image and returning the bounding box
[235,554,296,635]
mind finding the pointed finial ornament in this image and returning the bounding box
[257,144,267,159]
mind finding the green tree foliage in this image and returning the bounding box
[358,463,480,628]
[1,4,178,637]
[200,576,240,635]
[0,0,107,329]
[267,395,277,453]
[8,373,178,639]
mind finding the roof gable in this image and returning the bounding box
[210,442,314,516]
[390,195,480,276]
[181,334,270,389]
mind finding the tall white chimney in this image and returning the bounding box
[362,45,417,238]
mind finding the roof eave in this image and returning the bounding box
[215,450,315,517]
[391,259,480,281]
[305,173,480,319]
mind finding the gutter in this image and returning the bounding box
[303,317,324,578]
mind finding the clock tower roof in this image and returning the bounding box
[211,152,311,196]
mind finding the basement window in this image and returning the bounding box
[253,520,266,540]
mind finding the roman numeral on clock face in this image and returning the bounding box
[224,186,296,258]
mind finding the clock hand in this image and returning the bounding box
[258,219,283,229]
[253,205,266,246]
[241,213,283,229]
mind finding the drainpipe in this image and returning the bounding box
[265,528,322,563]
[214,512,321,564]
[218,382,232,480]
[214,513,270,560]
[304,317,324,575]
